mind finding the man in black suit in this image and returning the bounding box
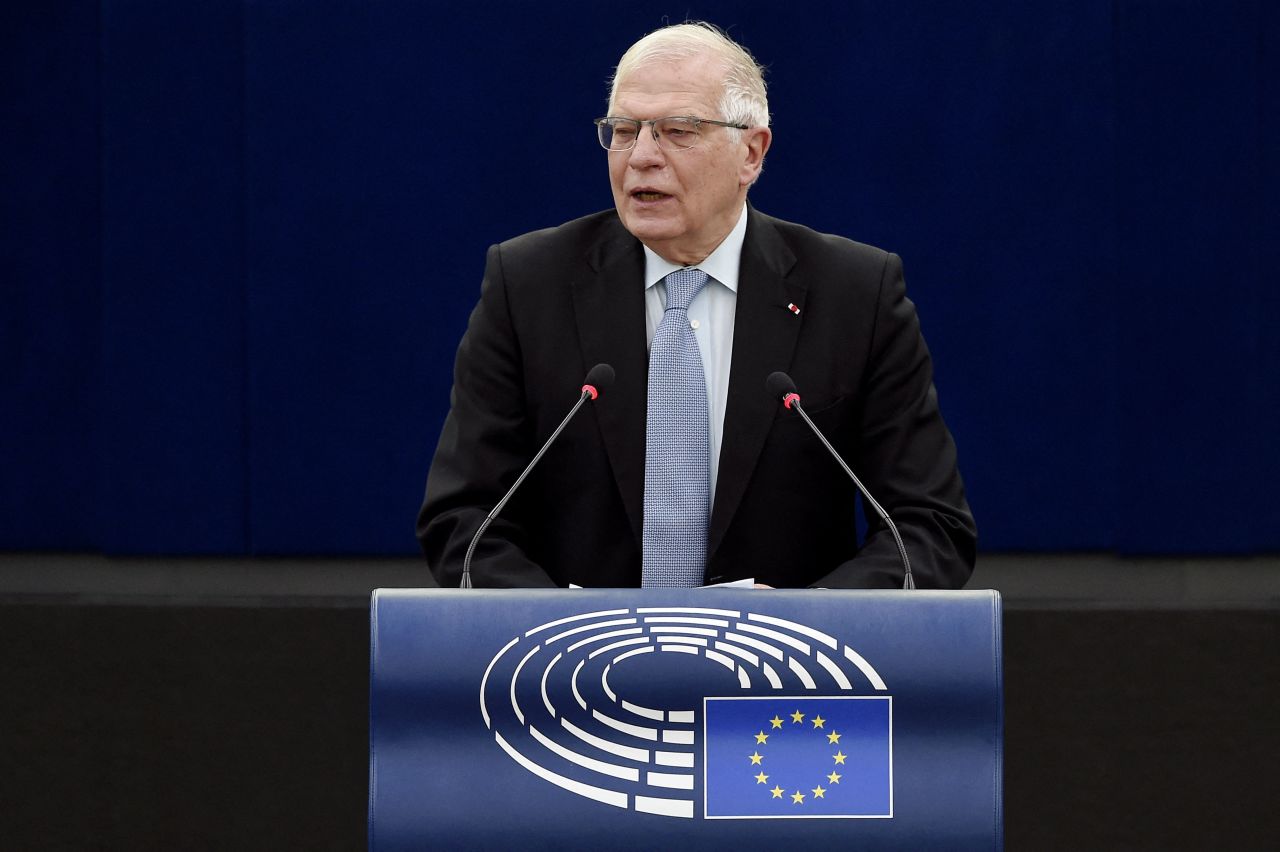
[417,22,975,589]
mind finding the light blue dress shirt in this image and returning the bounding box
[643,204,748,501]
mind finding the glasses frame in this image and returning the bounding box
[594,115,751,152]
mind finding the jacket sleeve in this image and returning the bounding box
[812,253,977,589]
[415,243,558,588]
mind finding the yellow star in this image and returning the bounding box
[790,710,805,724]
[770,785,784,799]
[812,784,826,799]
[791,790,805,804]
[749,752,763,765]
[755,771,769,784]
[833,751,847,765]
[811,714,826,729]
[828,770,842,784]
[754,731,769,745]
[827,730,842,744]
[770,715,784,729]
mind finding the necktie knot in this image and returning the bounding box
[664,268,709,312]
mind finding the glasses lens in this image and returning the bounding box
[599,119,639,150]
[655,117,700,150]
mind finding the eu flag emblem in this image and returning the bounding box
[703,696,892,818]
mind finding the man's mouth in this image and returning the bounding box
[631,190,670,202]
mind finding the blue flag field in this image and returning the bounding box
[704,696,892,818]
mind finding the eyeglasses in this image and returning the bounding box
[594,116,750,152]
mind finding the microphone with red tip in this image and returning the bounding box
[765,371,916,590]
[460,363,615,589]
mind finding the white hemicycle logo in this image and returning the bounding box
[479,606,890,820]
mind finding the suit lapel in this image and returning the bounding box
[709,209,805,559]
[572,219,648,548]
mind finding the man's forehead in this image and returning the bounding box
[612,87,716,113]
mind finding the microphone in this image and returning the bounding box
[459,363,615,589]
[765,371,916,590]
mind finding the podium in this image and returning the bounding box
[369,589,1002,850]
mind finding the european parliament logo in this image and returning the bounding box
[479,606,893,820]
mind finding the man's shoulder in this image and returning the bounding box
[497,209,625,258]
[751,209,893,270]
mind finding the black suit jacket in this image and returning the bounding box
[417,206,976,589]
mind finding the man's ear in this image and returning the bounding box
[740,126,772,186]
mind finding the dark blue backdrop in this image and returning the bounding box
[3,1,1276,556]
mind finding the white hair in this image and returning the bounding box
[607,22,770,134]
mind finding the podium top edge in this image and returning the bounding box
[370,587,1002,603]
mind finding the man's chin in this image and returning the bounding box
[618,210,682,245]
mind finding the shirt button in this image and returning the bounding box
[690,319,700,329]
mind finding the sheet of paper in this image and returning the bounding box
[567,578,758,589]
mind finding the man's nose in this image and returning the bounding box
[628,123,666,165]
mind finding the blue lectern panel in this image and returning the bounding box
[370,589,1002,850]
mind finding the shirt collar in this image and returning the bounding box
[642,204,747,293]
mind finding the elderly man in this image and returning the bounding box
[417,22,975,589]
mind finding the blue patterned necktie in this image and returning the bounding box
[642,267,711,587]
